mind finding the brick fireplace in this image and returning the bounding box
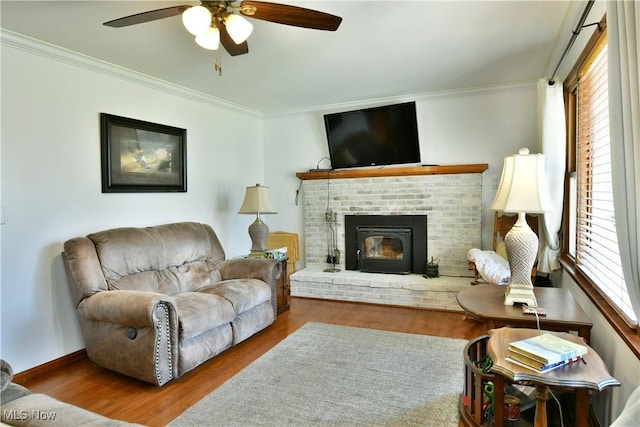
[290,165,486,309]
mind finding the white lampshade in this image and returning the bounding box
[225,13,253,44]
[238,184,277,215]
[491,148,553,214]
[182,5,212,36]
[195,27,220,50]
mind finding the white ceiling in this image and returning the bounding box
[1,1,585,114]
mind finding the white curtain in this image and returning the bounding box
[537,79,566,273]
[607,0,640,322]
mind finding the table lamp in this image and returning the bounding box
[238,183,277,258]
[490,148,553,306]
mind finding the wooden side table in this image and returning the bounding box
[275,259,290,314]
[488,328,619,427]
[457,284,593,342]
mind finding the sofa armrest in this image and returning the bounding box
[218,258,280,282]
[62,237,109,308]
[79,290,177,327]
[612,386,640,426]
[218,258,282,316]
[0,383,30,406]
[77,291,178,386]
[1,393,144,426]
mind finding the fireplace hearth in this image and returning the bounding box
[345,215,427,275]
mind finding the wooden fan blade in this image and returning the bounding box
[220,24,249,56]
[239,1,342,31]
[103,5,190,27]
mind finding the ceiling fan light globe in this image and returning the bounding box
[225,14,253,44]
[182,5,212,36]
[195,27,220,50]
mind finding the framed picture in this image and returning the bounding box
[100,113,187,193]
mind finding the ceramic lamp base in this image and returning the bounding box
[504,212,538,307]
[247,217,268,258]
[504,283,538,307]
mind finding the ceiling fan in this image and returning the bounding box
[103,1,342,57]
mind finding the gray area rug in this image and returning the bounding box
[169,322,467,426]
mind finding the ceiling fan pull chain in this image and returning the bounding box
[214,50,222,76]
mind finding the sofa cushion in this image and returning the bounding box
[88,222,225,293]
[200,279,271,315]
[107,262,222,295]
[230,301,274,344]
[173,293,235,341]
[178,324,233,375]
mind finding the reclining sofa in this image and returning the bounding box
[62,222,281,386]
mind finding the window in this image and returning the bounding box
[566,27,637,327]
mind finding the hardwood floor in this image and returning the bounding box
[15,297,488,426]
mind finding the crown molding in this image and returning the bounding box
[0,29,262,118]
[1,29,537,120]
[266,80,537,118]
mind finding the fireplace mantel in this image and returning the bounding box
[296,164,488,180]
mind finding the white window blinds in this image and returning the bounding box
[575,42,637,325]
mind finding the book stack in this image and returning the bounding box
[507,333,588,373]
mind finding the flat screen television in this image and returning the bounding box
[324,101,421,170]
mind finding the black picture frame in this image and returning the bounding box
[100,113,187,193]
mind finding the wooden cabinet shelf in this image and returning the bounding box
[296,164,488,180]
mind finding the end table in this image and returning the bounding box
[487,327,619,427]
[457,284,593,342]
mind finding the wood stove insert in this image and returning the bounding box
[345,215,427,274]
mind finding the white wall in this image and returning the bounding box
[1,36,265,373]
[263,84,539,261]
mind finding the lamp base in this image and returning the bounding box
[247,217,268,258]
[504,283,538,307]
[248,250,266,258]
[504,212,539,307]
